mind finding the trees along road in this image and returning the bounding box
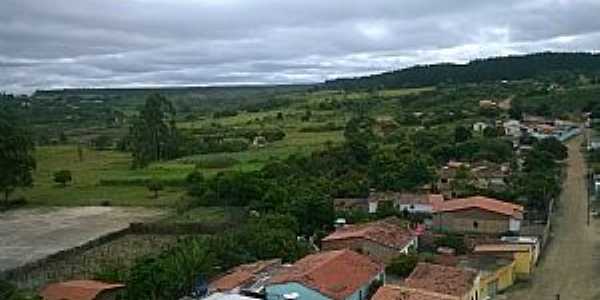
[508,135,600,299]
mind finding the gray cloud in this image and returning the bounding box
[1,0,600,93]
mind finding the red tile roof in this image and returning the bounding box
[405,263,477,298]
[373,285,459,300]
[433,196,524,219]
[322,217,416,250]
[210,259,282,292]
[40,280,125,300]
[268,249,383,300]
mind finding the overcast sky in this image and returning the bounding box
[2,0,600,94]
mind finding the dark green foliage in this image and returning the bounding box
[0,280,40,300]
[91,135,113,150]
[147,179,164,198]
[535,137,568,161]
[454,125,472,143]
[386,254,419,277]
[125,237,218,300]
[53,170,72,187]
[185,171,207,198]
[0,112,36,202]
[434,234,467,254]
[130,94,180,168]
[455,138,514,163]
[324,52,600,90]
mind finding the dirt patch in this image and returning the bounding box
[507,134,600,299]
[0,206,164,273]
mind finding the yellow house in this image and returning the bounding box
[473,244,533,279]
[457,255,516,299]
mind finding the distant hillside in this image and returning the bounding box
[323,52,600,90]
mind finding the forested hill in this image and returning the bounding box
[323,52,600,90]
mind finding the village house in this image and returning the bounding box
[403,263,480,300]
[479,100,497,109]
[500,236,541,266]
[321,217,418,263]
[209,259,283,295]
[265,249,384,300]
[473,244,534,279]
[456,255,516,299]
[432,196,524,235]
[372,285,461,300]
[502,120,522,138]
[367,192,444,214]
[40,280,125,300]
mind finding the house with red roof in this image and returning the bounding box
[209,259,283,295]
[372,285,460,300]
[40,280,125,300]
[321,217,417,263]
[265,249,384,300]
[404,263,480,300]
[432,196,524,234]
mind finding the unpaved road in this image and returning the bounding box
[508,135,600,299]
[0,206,163,272]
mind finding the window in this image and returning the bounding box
[473,221,479,229]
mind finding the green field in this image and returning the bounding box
[17,127,344,206]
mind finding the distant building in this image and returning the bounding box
[321,217,418,263]
[40,280,125,300]
[367,192,444,214]
[503,120,522,138]
[432,196,524,234]
[404,262,480,300]
[266,250,384,300]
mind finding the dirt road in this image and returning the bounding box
[508,135,600,299]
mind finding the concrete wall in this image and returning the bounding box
[433,208,511,234]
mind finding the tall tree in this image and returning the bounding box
[130,94,179,168]
[0,112,36,203]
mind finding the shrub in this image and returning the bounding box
[53,170,72,187]
[194,156,239,169]
[386,254,419,278]
[147,180,164,198]
[434,234,467,254]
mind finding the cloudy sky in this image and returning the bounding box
[2,0,600,94]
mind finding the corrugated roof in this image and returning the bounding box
[474,244,532,253]
[372,285,459,300]
[322,217,415,250]
[268,249,383,300]
[433,196,524,219]
[210,259,282,292]
[40,280,125,300]
[405,263,477,298]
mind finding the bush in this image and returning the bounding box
[434,234,467,254]
[386,254,419,277]
[53,170,72,187]
[194,156,240,169]
[147,180,164,198]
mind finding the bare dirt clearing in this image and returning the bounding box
[0,206,164,273]
[507,135,600,299]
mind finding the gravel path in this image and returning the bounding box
[508,134,600,299]
[0,206,163,273]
